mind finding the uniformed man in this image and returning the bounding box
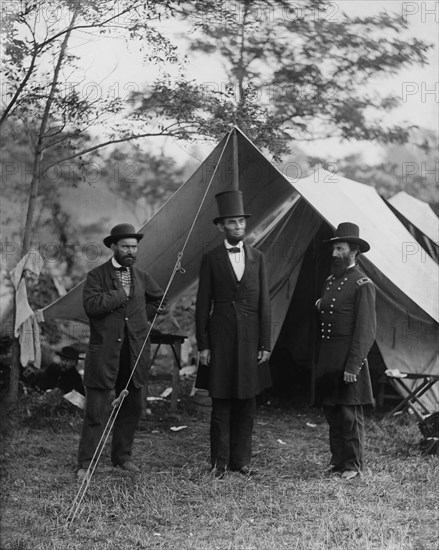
[315,222,376,480]
[195,190,271,479]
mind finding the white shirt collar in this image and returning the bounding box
[224,240,244,250]
[111,257,123,268]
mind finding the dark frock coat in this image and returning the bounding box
[83,260,164,390]
[315,265,376,406]
[195,244,272,399]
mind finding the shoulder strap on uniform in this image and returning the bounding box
[356,277,372,286]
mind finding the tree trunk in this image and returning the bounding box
[7,339,21,407]
[6,278,20,406]
[22,7,79,253]
[9,8,79,404]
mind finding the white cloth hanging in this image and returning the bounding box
[10,252,44,368]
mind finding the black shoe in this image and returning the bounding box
[234,465,258,476]
[341,470,360,480]
[324,465,343,477]
[76,468,88,481]
[116,461,139,473]
[211,467,226,480]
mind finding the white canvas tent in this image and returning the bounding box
[389,191,438,245]
[40,130,439,410]
[386,191,439,262]
[254,170,439,409]
[40,128,294,324]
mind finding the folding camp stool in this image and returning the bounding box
[384,371,439,422]
[419,412,439,455]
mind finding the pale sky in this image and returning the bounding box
[69,0,438,164]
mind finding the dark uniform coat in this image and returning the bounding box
[28,363,85,395]
[195,243,271,399]
[83,260,164,390]
[315,265,376,406]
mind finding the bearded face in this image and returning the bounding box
[217,217,246,245]
[331,242,356,277]
[331,255,352,278]
[111,238,138,267]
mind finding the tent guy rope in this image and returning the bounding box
[65,128,235,527]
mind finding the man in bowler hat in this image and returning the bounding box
[195,191,271,479]
[77,223,164,480]
[23,346,84,395]
[315,222,376,480]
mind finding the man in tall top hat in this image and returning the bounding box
[315,222,376,480]
[77,223,165,480]
[195,190,272,479]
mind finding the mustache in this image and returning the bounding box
[332,256,348,265]
[118,255,137,266]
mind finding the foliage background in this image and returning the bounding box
[0,0,437,355]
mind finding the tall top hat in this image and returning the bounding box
[56,346,80,361]
[213,190,251,225]
[103,223,144,248]
[324,222,370,253]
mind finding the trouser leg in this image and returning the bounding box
[210,398,232,469]
[111,384,142,466]
[323,405,345,470]
[229,397,256,470]
[77,387,111,469]
[341,404,364,472]
[111,336,142,466]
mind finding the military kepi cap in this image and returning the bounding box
[324,222,370,253]
[103,223,144,248]
[213,190,251,225]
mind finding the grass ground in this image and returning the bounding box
[0,386,438,550]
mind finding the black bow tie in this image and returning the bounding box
[115,266,128,271]
[228,247,241,253]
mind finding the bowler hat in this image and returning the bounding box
[55,346,80,361]
[324,222,370,253]
[213,190,251,225]
[103,223,144,248]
